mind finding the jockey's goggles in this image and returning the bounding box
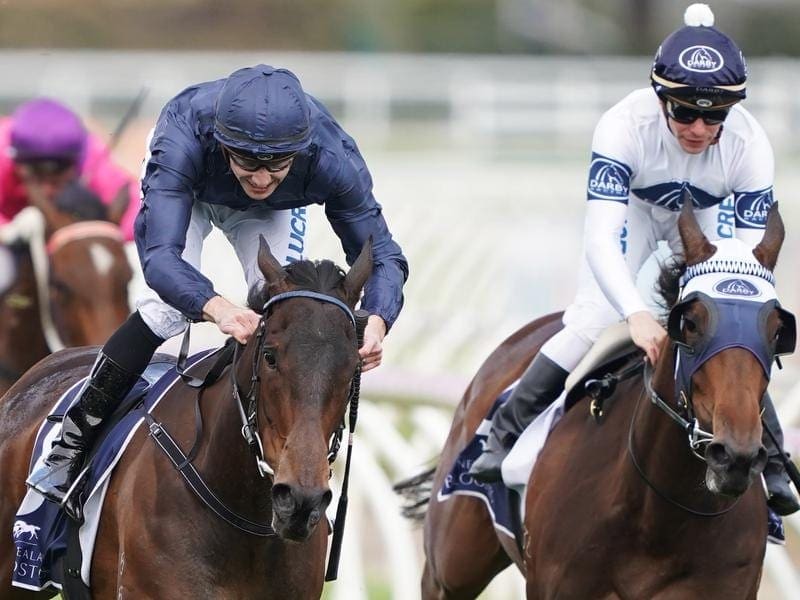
[665,99,730,126]
[223,146,296,173]
[17,157,76,177]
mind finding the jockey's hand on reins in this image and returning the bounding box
[359,315,386,372]
[203,295,261,344]
[627,311,667,365]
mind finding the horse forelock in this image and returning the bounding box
[248,259,347,313]
[655,257,687,316]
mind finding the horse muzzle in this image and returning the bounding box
[271,483,333,541]
[704,440,768,497]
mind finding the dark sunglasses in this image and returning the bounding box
[223,147,296,173]
[666,100,729,126]
[18,158,76,177]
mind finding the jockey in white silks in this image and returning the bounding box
[470,4,799,518]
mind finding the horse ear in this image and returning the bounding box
[107,187,131,226]
[24,180,70,235]
[257,235,287,289]
[752,203,784,271]
[342,237,373,307]
[678,191,716,266]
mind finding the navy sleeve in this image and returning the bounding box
[136,106,217,321]
[320,149,408,330]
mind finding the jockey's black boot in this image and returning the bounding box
[468,353,569,484]
[26,353,139,506]
[762,394,800,516]
[26,311,163,516]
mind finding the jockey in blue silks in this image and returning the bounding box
[28,65,409,511]
[470,4,799,517]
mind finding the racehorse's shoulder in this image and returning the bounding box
[459,312,564,433]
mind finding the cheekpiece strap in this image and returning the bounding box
[679,259,775,288]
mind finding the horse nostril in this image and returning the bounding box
[306,489,332,527]
[272,483,296,517]
[706,442,731,468]
[321,489,332,509]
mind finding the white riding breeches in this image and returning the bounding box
[541,198,720,372]
[136,201,310,340]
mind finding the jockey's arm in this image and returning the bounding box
[323,173,408,371]
[584,200,665,363]
[731,189,775,248]
[584,200,649,318]
[323,176,408,332]
[201,295,260,345]
[137,109,219,324]
[730,119,776,249]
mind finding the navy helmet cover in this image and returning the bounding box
[651,23,747,108]
[213,64,312,159]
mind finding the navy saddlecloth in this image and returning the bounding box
[437,388,519,540]
[12,351,214,592]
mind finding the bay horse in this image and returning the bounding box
[0,185,131,395]
[0,237,372,599]
[399,203,791,599]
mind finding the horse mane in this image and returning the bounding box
[655,256,687,314]
[247,259,347,313]
[54,181,108,222]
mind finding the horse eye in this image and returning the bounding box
[263,348,278,369]
[683,318,697,333]
[49,280,71,297]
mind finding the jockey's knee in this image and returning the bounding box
[136,297,189,341]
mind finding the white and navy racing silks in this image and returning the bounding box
[135,78,408,328]
[587,88,773,223]
[582,87,774,318]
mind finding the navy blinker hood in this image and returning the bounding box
[214,65,312,158]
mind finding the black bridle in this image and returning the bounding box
[149,290,366,542]
[625,290,794,517]
[627,360,739,517]
[235,290,359,477]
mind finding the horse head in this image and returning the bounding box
[665,197,795,497]
[246,236,372,541]
[28,181,132,348]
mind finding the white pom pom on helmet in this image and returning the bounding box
[683,3,714,27]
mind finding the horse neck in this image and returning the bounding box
[0,249,49,377]
[192,342,272,514]
[627,340,729,520]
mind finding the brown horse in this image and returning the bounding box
[400,204,789,599]
[0,238,372,599]
[0,191,131,395]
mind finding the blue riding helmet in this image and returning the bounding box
[651,5,747,109]
[213,65,312,159]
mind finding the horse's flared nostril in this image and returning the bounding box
[320,489,333,510]
[706,442,731,469]
[752,445,768,474]
[272,483,296,520]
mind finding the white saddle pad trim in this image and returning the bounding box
[501,392,567,501]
